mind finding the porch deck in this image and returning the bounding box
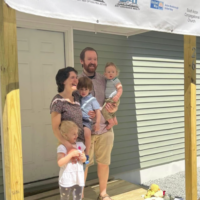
[25,180,148,200]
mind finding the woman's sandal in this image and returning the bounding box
[97,194,113,200]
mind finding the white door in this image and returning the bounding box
[17,28,65,183]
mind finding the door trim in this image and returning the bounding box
[16,15,74,67]
[11,19,74,192]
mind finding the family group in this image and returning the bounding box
[50,47,123,200]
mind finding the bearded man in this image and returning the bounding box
[79,47,116,200]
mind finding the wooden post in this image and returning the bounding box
[184,35,197,200]
[0,0,24,199]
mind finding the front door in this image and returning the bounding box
[17,28,65,183]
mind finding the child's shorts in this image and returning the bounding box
[59,185,83,200]
[83,118,92,130]
[102,99,120,120]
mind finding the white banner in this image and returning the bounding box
[5,0,200,36]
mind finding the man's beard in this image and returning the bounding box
[83,63,97,73]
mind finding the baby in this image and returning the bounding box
[102,62,123,129]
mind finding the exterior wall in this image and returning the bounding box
[114,156,200,184]
[0,29,199,199]
[74,30,200,183]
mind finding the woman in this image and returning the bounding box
[50,67,84,149]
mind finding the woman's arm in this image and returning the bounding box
[79,152,86,163]
[57,149,81,167]
[88,110,96,119]
[51,112,73,150]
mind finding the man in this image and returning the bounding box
[79,47,116,200]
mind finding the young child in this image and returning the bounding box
[102,62,123,129]
[77,76,101,164]
[57,120,86,200]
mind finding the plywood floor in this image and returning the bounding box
[26,180,148,200]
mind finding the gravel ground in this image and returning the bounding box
[142,168,200,200]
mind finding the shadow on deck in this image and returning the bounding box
[84,180,148,200]
[25,180,148,200]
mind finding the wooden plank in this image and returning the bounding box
[112,189,146,200]
[24,177,114,200]
[184,35,197,200]
[28,180,148,200]
[0,1,24,199]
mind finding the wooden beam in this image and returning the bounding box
[0,1,24,199]
[184,35,197,200]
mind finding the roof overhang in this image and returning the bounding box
[16,11,148,37]
[7,0,200,36]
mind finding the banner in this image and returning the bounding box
[5,0,200,36]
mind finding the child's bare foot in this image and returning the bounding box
[113,116,118,125]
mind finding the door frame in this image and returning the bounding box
[1,13,75,193]
[16,13,74,67]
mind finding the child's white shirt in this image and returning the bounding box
[57,142,85,187]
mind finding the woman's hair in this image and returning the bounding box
[104,62,119,75]
[77,76,93,91]
[56,67,78,93]
[60,121,79,142]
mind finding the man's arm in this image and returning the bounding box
[112,83,123,102]
[105,103,117,113]
[106,82,123,112]
[89,101,118,114]
[94,109,101,131]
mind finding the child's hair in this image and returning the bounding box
[104,62,119,75]
[59,121,79,142]
[77,76,93,91]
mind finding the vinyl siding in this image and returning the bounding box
[74,30,200,181]
[0,30,199,199]
[0,30,198,196]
